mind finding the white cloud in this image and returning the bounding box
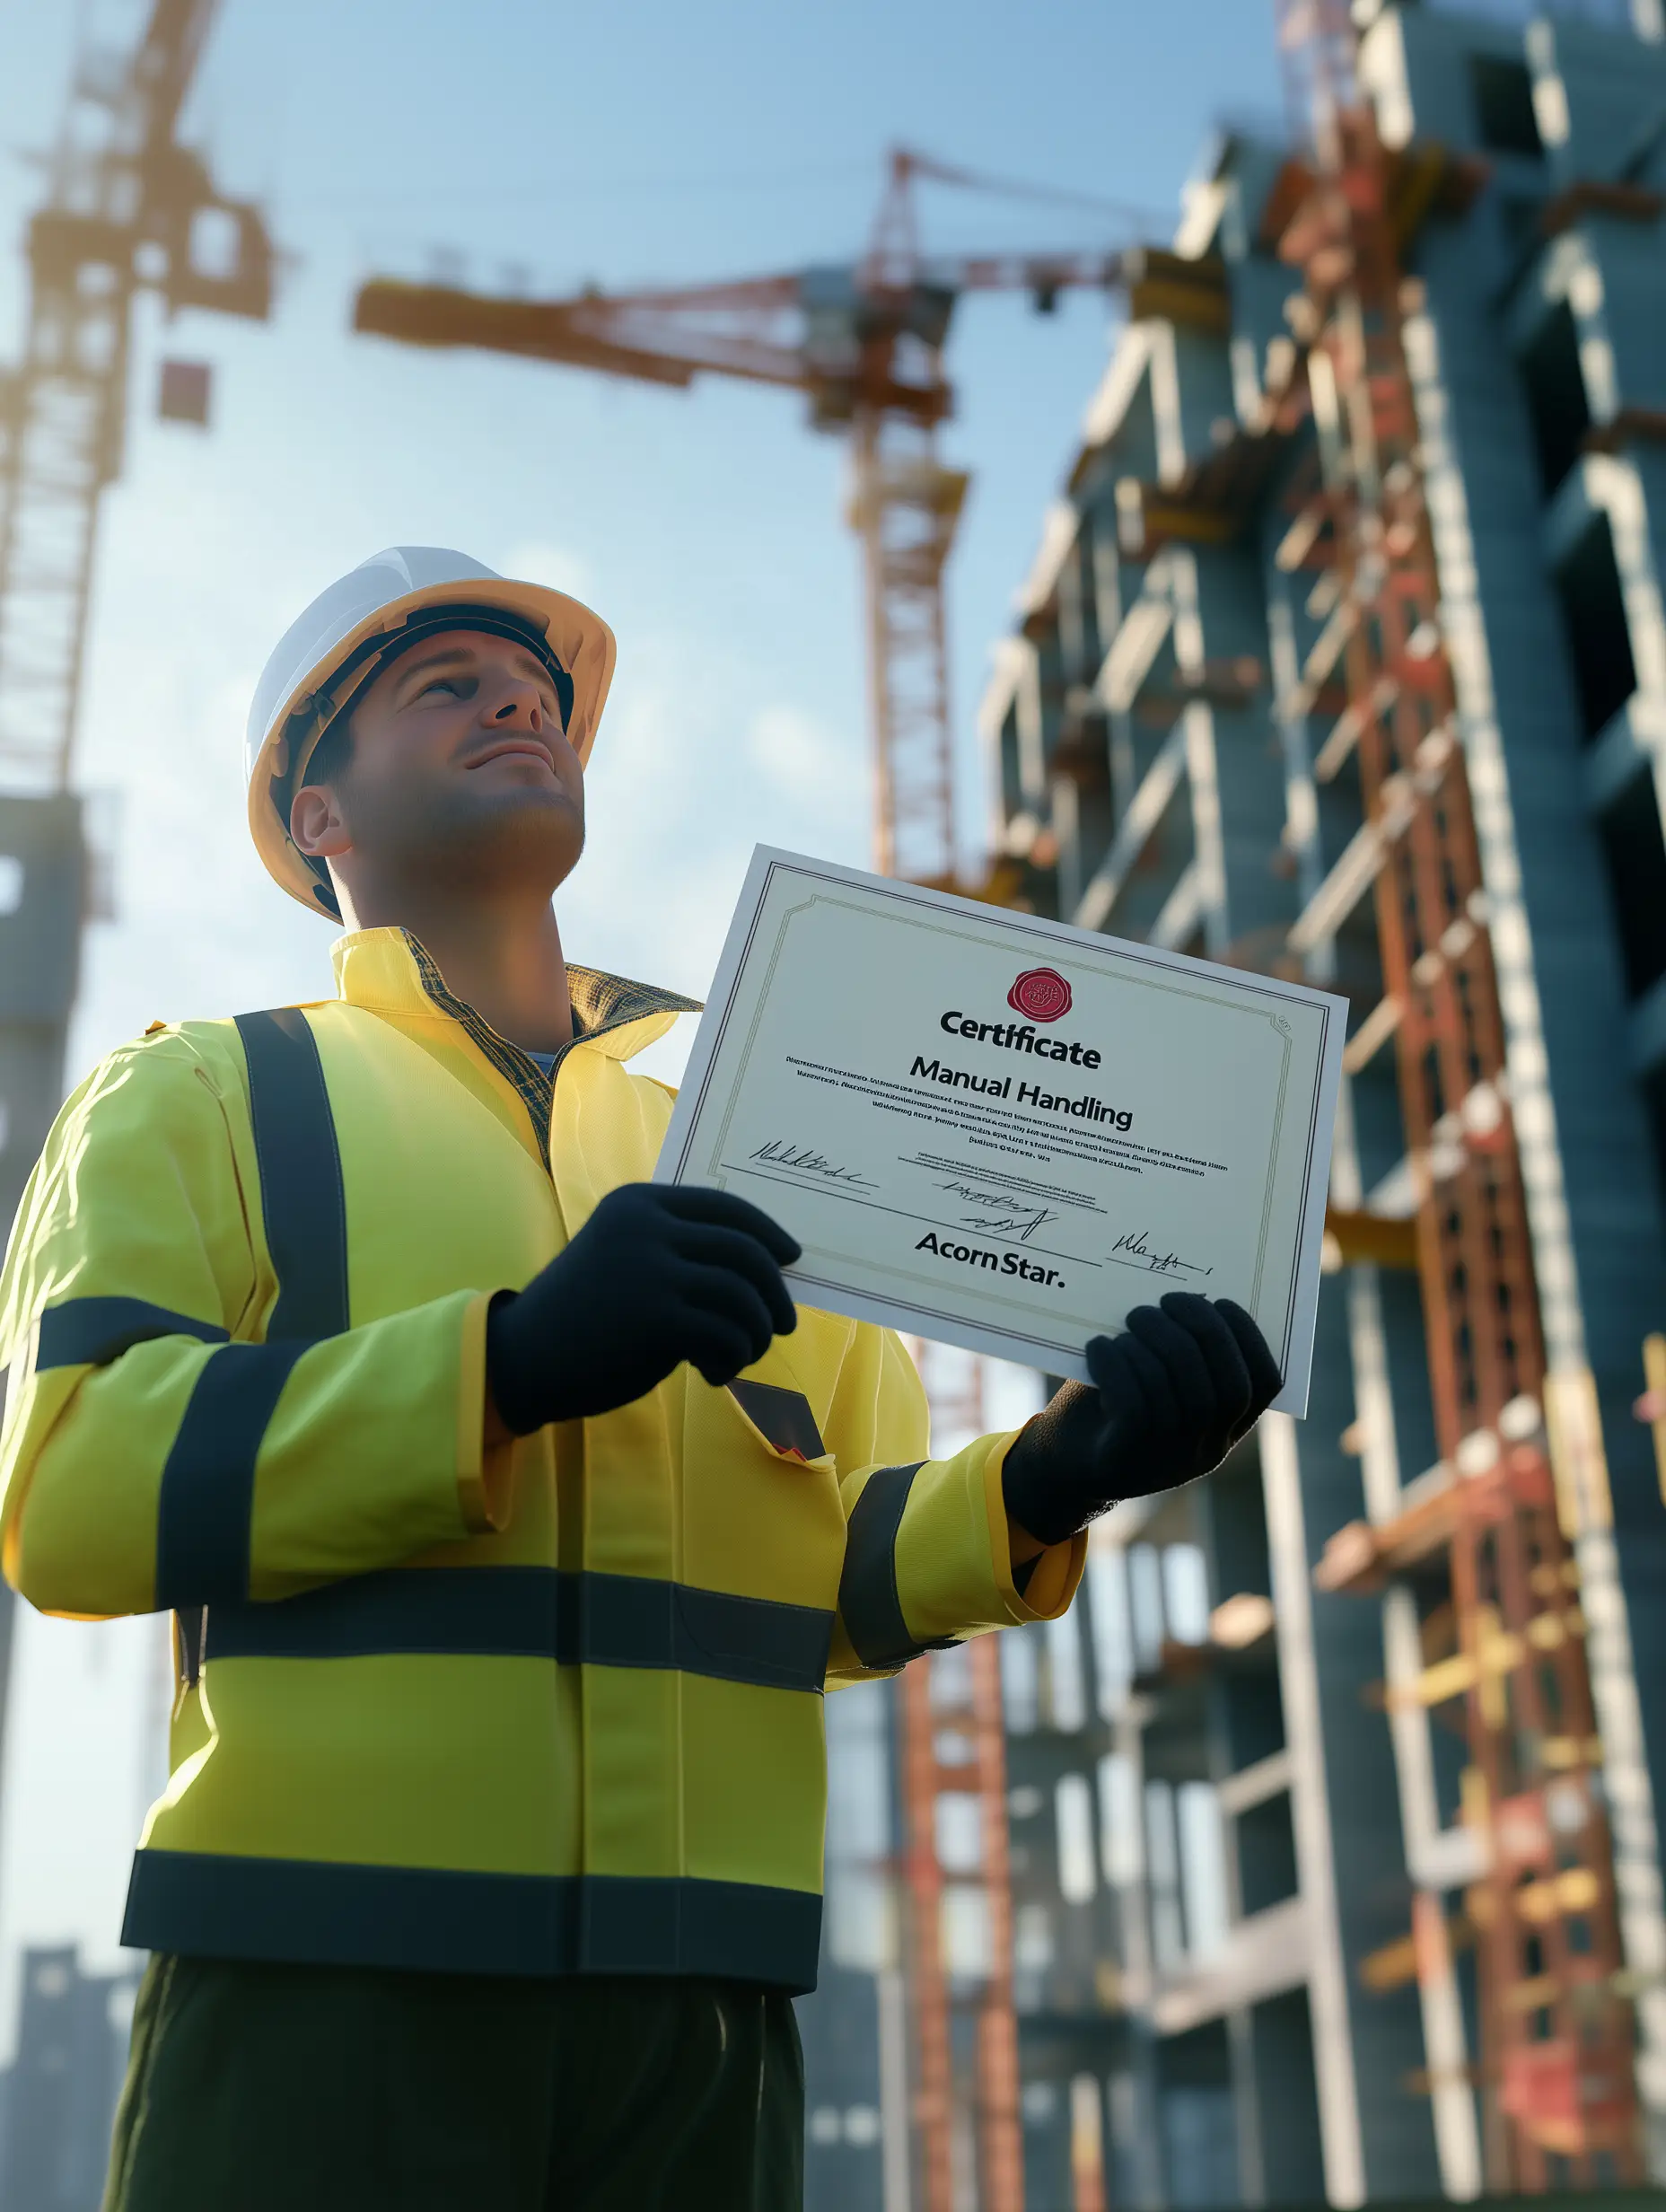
[547,632,873,1084]
[497,537,597,602]
[746,701,855,815]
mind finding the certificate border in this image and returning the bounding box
[709,891,1298,1341]
[656,846,1346,1415]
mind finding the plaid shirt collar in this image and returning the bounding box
[329,924,701,1164]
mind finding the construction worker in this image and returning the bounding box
[0,547,1279,2212]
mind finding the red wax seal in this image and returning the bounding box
[1007,967,1073,1022]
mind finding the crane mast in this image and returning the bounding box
[846,408,965,882]
[0,0,270,792]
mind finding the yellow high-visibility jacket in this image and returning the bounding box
[0,928,1083,1991]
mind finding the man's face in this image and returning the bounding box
[290,627,585,900]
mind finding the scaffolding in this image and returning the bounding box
[1273,0,1642,2178]
[973,0,1666,2194]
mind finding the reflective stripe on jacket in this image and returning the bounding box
[0,927,1085,1991]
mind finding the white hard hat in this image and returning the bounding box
[246,545,617,916]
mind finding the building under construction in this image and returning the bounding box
[805,1,1666,2206]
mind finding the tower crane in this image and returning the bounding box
[353,149,1203,890]
[0,0,273,1850]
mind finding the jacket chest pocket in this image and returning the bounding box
[725,1380,830,1466]
[679,1377,846,1613]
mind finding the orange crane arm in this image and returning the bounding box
[353,250,1131,423]
[353,277,809,396]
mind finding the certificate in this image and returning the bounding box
[655,847,1346,1416]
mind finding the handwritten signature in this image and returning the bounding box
[750,1138,877,1189]
[1109,1227,1214,1278]
[937,1180,1059,1243]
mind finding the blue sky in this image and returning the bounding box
[0,0,1282,2041]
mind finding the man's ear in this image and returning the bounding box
[290,784,352,861]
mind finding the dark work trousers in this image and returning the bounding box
[103,1953,805,2212]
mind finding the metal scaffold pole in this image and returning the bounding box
[898,1646,956,2212]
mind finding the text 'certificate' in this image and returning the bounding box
[656,848,1346,1416]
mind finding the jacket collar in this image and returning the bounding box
[329,926,700,1070]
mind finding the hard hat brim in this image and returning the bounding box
[247,575,617,916]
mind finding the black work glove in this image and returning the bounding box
[1001,1293,1281,1547]
[486,1183,800,1435]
